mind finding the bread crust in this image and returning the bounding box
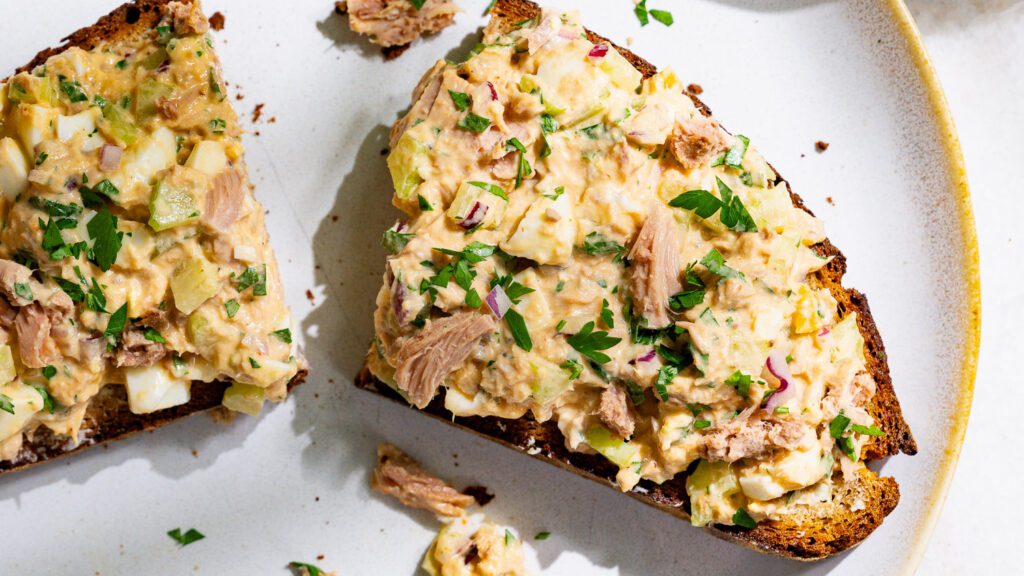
[0,0,308,475]
[356,0,915,560]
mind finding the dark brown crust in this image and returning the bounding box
[357,0,918,560]
[0,0,308,475]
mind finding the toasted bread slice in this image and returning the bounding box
[0,0,306,475]
[357,0,914,560]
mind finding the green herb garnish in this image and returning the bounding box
[560,359,583,380]
[104,303,128,347]
[225,299,240,318]
[700,248,743,280]
[468,180,508,201]
[505,309,532,351]
[271,328,292,344]
[567,321,621,364]
[654,365,676,401]
[87,207,124,271]
[732,508,757,530]
[448,90,470,111]
[167,528,205,547]
[144,328,166,343]
[457,113,491,133]
[579,231,626,261]
[725,370,752,398]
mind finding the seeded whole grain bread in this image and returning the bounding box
[356,0,916,560]
[0,0,308,476]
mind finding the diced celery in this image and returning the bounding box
[0,345,15,385]
[221,382,265,416]
[148,176,200,231]
[135,79,174,123]
[598,48,643,91]
[446,181,508,229]
[387,133,428,200]
[171,257,219,314]
[99,103,140,147]
[585,425,640,468]
[140,47,169,71]
[686,460,742,527]
[186,312,218,350]
[528,356,571,405]
[6,75,57,106]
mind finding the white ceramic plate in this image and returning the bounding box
[0,1,978,574]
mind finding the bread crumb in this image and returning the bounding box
[191,449,198,457]
[252,103,265,123]
[686,83,704,95]
[815,140,830,152]
[826,196,835,206]
[317,554,325,561]
[626,37,634,46]
[209,11,225,31]
[210,406,236,424]
[306,289,315,303]
[269,116,277,123]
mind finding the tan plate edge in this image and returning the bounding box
[883,0,981,573]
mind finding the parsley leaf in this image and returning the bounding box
[59,75,88,103]
[13,282,33,301]
[468,180,508,201]
[417,194,433,211]
[408,0,426,9]
[654,365,676,401]
[167,527,205,547]
[829,411,852,439]
[578,231,626,261]
[236,264,267,296]
[505,137,532,189]
[225,299,240,318]
[599,299,615,329]
[87,207,123,271]
[649,9,673,26]
[534,531,551,541]
[448,90,471,111]
[490,274,534,303]
[723,134,750,169]
[668,189,720,218]
[104,303,128,347]
[28,197,82,218]
[567,321,621,364]
[851,424,886,437]
[86,277,107,312]
[0,394,14,415]
[457,113,491,133]
[382,228,414,255]
[669,289,704,311]
[634,0,650,25]
[700,248,743,280]
[271,328,292,344]
[625,381,646,406]
[560,359,583,380]
[143,328,166,343]
[732,508,757,530]
[716,177,757,232]
[725,370,752,397]
[505,309,532,351]
[31,384,57,414]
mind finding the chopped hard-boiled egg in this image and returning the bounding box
[14,103,56,151]
[501,191,575,265]
[0,383,45,441]
[737,445,826,501]
[0,137,29,200]
[56,108,98,142]
[124,365,191,414]
[185,140,228,176]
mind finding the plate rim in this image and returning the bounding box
[882,0,980,572]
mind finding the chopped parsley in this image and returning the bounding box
[504,528,515,545]
[634,0,650,25]
[0,394,13,415]
[540,113,558,158]
[567,321,621,364]
[382,228,414,255]
[13,282,32,301]
[86,277,107,312]
[31,384,57,414]
[693,419,711,430]
[417,194,433,211]
[505,138,532,189]
[732,508,757,530]
[58,75,88,103]
[271,328,292,344]
[649,9,674,26]
[560,359,583,379]
[700,248,744,280]
[249,357,261,369]
[534,531,551,541]
[167,527,205,547]
[408,0,426,9]
[87,207,124,271]
[599,298,615,329]
[654,365,676,401]
[225,299,240,318]
[103,303,128,347]
[468,180,509,201]
[490,273,534,302]
[41,365,57,380]
[829,411,858,460]
[578,231,626,261]
[34,151,48,166]
[851,424,886,437]
[209,118,226,134]
[115,59,128,69]
[457,112,491,133]
[657,344,692,369]
[288,562,325,576]
[143,328,166,343]
[669,177,756,232]
[543,186,565,201]
[207,68,224,101]
[722,134,750,170]
[236,264,267,296]
[725,370,752,397]
[79,178,120,209]
[774,406,790,415]
[29,197,82,217]
[626,381,646,406]
[448,90,471,111]
[505,309,532,351]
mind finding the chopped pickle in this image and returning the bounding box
[135,79,174,123]
[148,173,200,231]
[585,425,640,468]
[171,256,219,314]
[98,102,140,147]
[387,133,428,201]
[221,382,265,416]
[140,47,169,71]
[6,75,58,106]
[686,460,742,527]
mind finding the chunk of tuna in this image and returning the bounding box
[394,312,495,408]
[165,1,209,35]
[345,0,457,48]
[598,384,636,438]
[667,116,728,171]
[700,418,807,463]
[371,443,474,517]
[204,169,245,232]
[15,303,58,368]
[627,207,682,328]
[0,259,34,306]
[114,328,167,367]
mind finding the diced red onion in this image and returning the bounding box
[588,44,609,60]
[629,349,657,365]
[99,144,123,171]
[393,221,408,233]
[487,81,498,101]
[460,202,488,229]
[391,279,407,325]
[557,28,578,39]
[819,327,831,337]
[485,285,512,319]
[764,351,796,410]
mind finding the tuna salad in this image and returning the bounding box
[0,1,301,462]
[367,9,886,529]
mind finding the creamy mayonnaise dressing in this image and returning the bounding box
[370,10,881,527]
[0,2,299,461]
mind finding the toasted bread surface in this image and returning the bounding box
[0,0,307,476]
[356,0,914,559]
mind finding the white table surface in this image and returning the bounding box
[907,0,1023,573]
